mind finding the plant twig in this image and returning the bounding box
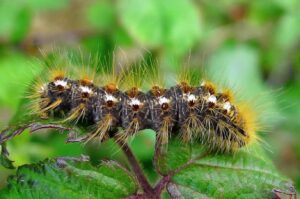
[116,139,154,197]
[153,150,210,199]
[153,175,170,198]
[0,123,73,144]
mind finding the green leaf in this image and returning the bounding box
[206,42,280,125]
[274,14,300,50]
[0,53,42,111]
[0,143,15,169]
[249,1,284,23]
[0,158,138,199]
[156,139,295,198]
[119,0,202,55]
[129,129,156,162]
[10,7,32,43]
[207,43,264,97]
[0,1,33,43]
[273,0,300,12]
[86,0,116,31]
[26,0,70,11]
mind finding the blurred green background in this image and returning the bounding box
[0,0,299,192]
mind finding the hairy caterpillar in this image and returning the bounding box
[25,53,260,154]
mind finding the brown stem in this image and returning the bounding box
[154,151,209,199]
[0,123,72,145]
[153,175,171,197]
[116,139,154,197]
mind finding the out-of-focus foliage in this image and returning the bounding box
[119,0,202,56]
[0,0,299,194]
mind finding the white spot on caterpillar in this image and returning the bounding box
[207,95,217,104]
[183,93,197,103]
[158,97,170,105]
[54,80,67,88]
[187,94,197,102]
[129,98,142,106]
[223,101,231,111]
[79,86,93,94]
[105,93,118,102]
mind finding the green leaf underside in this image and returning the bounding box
[157,139,295,198]
[0,159,138,199]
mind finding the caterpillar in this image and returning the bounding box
[26,54,260,154]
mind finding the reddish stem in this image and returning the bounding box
[116,140,154,197]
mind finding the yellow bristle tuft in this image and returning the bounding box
[99,59,122,91]
[100,72,122,91]
[221,89,234,102]
[177,67,192,86]
[26,78,46,100]
[25,78,48,116]
[236,102,261,146]
[151,85,166,97]
[158,120,170,146]
[201,80,217,94]
[144,61,165,90]
[85,115,113,144]
[62,103,86,124]
[120,65,145,91]
[39,98,62,114]
[177,65,202,87]
[77,65,97,86]
[117,118,140,144]
[50,69,66,81]
[44,54,71,81]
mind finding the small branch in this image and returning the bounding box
[0,123,72,145]
[153,150,210,199]
[116,139,154,196]
[153,175,170,198]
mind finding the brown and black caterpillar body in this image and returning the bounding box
[35,72,256,153]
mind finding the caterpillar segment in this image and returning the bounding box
[32,70,258,153]
[62,79,96,123]
[91,85,123,143]
[173,81,204,143]
[148,86,177,152]
[198,82,251,152]
[41,77,72,118]
[118,87,151,143]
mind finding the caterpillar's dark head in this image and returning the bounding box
[40,76,73,117]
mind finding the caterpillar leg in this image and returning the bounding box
[157,120,170,147]
[155,118,174,157]
[117,118,140,144]
[84,115,113,144]
[180,113,201,143]
[62,103,86,123]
